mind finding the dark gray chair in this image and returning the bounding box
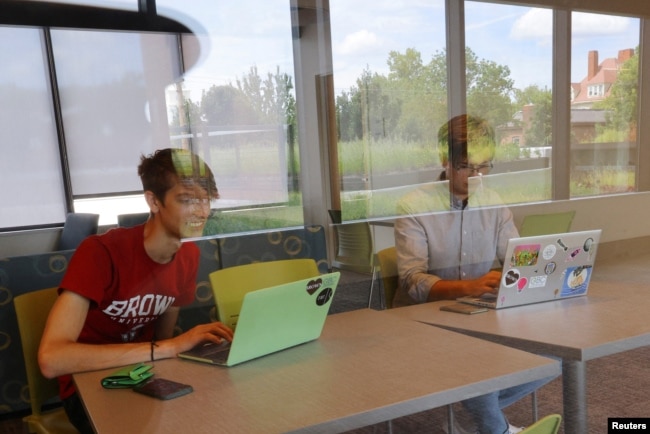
[117,212,150,228]
[57,213,99,250]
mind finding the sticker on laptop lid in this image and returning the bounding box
[503,269,520,287]
[510,244,541,267]
[561,265,592,296]
[316,287,334,306]
[306,278,322,295]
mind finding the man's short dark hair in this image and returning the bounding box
[138,148,219,202]
[438,114,496,168]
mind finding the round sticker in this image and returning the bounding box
[316,287,333,306]
[542,244,557,260]
[545,262,556,275]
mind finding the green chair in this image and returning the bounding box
[14,288,79,434]
[519,211,575,237]
[331,221,380,308]
[520,414,562,434]
[209,259,320,330]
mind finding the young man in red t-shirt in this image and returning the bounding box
[39,148,233,434]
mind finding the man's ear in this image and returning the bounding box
[144,191,160,213]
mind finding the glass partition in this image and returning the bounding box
[329,0,447,221]
[0,1,648,232]
[569,12,640,197]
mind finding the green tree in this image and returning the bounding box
[465,47,515,128]
[236,66,296,127]
[387,48,446,141]
[335,47,515,146]
[594,47,638,142]
[336,88,362,141]
[514,85,552,147]
[200,85,259,126]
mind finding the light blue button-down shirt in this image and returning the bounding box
[393,180,518,307]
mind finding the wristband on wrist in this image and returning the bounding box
[150,339,158,362]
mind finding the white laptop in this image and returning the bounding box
[178,272,340,366]
[458,229,601,309]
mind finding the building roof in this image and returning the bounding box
[571,49,634,107]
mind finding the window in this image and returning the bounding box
[329,0,447,220]
[0,27,66,228]
[465,3,553,204]
[570,12,640,197]
[1,0,649,232]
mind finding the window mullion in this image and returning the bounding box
[552,8,571,200]
[636,19,650,191]
[43,27,74,213]
[446,0,467,119]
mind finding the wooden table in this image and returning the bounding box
[386,280,650,434]
[73,309,558,433]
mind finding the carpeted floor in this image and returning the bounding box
[2,269,648,434]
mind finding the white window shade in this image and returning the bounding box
[0,27,66,228]
[52,29,180,196]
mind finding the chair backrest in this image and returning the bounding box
[209,259,320,330]
[117,212,150,228]
[14,287,61,417]
[377,247,398,309]
[331,222,375,274]
[519,211,575,237]
[58,213,99,250]
[520,414,562,434]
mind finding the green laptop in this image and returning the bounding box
[178,272,340,366]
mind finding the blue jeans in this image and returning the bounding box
[461,374,556,434]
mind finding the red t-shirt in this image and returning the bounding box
[57,224,199,399]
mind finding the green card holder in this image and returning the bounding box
[101,363,154,389]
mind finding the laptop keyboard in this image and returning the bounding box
[189,341,231,363]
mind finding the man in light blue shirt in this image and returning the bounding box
[394,114,555,434]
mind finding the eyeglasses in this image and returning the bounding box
[454,162,493,174]
[176,196,211,208]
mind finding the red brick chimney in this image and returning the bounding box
[588,50,598,80]
[618,48,634,63]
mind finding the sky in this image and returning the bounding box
[16,1,639,99]
[328,1,639,92]
[157,0,639,100]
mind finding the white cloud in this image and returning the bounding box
[336,29,382,55]
[510,8,552,41]
[573,12,630,36]
[511,8,632,43]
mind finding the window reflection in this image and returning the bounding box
[330,0,446,221]
[160,0,302,234]
[465,3,553,205]
[570,12,640,197]
[0,2,647,231]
